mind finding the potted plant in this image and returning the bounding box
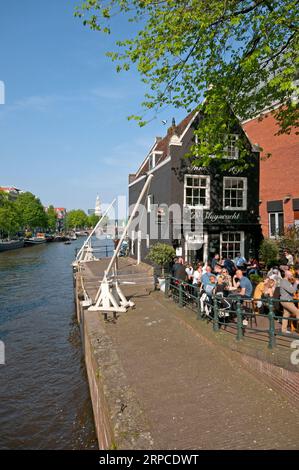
[146,242,176,292]
[259,239,279,269]
[249,273,263,291]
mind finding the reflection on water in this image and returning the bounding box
[0,240,97,449]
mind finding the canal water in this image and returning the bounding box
[0,239,98,449]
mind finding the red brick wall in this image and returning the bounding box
[243,112,299,237]
[240,354,299,406]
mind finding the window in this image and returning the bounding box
[184,175,210,209]
[131,231,135,255]
[148,151,162,171]
[224,134,239,159]
[223,177,247,210]
[148,153,155,170]
[194,133,239,159]
[147,194,153,213]
[269,212,284,238]
[221,232,244,259]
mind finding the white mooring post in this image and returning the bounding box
[88,174,153,313]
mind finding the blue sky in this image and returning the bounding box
[0,0,186,213]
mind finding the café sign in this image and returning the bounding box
[204,212,241,223]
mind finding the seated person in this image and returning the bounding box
[214,276,231,316]
[204,275,217,297]
[220,268,233,291]
[213,263,223,277]
[201,265,213,288]
[185,263,194,282]
[223,256,236,276]
[247,258,260,276]
[230,269,253,299]
[234,253,247,269]
[253,278,276,314]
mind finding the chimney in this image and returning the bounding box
[167,117,178,136]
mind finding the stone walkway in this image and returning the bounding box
[105,291,299,450]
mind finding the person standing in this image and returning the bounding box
[284,250,294,267]
[211,254,220,270]
[280,270,299,334]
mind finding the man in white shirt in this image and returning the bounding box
[284,250,294,266]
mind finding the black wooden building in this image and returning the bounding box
[128,110,262,264]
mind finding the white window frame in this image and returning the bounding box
[148,153,155,171]
[148,151,163,171]
[131,230,135,255]
[184,174,210,209]
[223,176,247,211]
[194,133,239,159]
[220,231,245,259]
[268,212,284,238]
[224,134,239,159]
[147,194,153,213]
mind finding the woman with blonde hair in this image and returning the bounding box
[253,277,276,314]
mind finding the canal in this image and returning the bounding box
[0,239,97,449]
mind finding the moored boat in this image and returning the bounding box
[0,239,24,252]
[53,235,70,242]
[24,234,47,246]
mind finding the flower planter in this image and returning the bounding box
[158,277,166,292]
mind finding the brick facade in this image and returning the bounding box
[243,112,299,237]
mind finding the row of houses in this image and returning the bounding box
[0,187,67,229]
[128,107,298,264]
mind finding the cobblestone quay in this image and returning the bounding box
[75,258,299,450]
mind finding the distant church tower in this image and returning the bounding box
[95,195,101,216]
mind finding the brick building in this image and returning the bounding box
[129,110,261,264]
[0,186,23,201]
[243,111,299,238]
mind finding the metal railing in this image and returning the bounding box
[164,276,299,349]
[75,245,115,259]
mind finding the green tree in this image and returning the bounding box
[66,209,88,229]
[278,225,299,259]
[76,0,299,166]
[15,192,48,230]
[259,238,279,268]
[87,213,100,228]
[0,195,21,238]
[146,242,176,277]
[46,205,58,232]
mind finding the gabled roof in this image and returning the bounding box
[132,110,197,181]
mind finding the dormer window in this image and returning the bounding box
[148,150,163,171]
